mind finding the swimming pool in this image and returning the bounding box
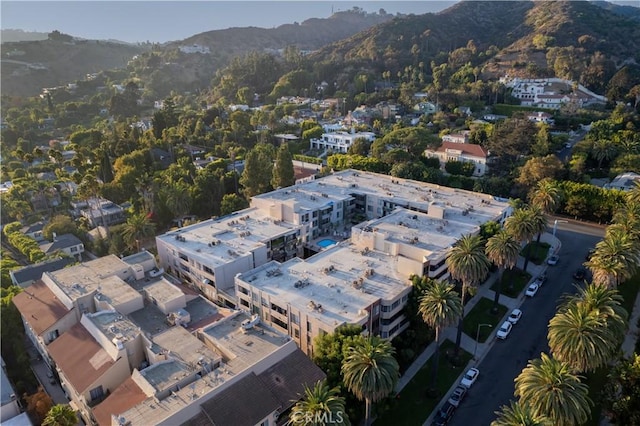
[317,238,338,248]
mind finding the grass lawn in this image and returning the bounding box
[491,268,532,298]
[462,297,508,343]
[375,340,472,425]
[521,241,551,265]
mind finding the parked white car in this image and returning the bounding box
[525,283,539,297]
[496,321,513,340]
[508,308,522,325]
[547,255,559,265]
[460,368,479,388]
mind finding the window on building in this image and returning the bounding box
[70,247,77,252]
[48,329,59,342]
[307,321,312,332]
[89,386,104,402]
[290,313,299,325]
[374,305,380,315]
[240,299,249,308]
[294,329,300,339]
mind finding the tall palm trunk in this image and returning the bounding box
[492,267,505,312]
[522,240,532,272]
[365,397,372,426]
[430,327,441,390]
[454,283,467,357]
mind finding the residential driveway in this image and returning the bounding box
[448,223,603,426]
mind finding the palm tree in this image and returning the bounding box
[418,280,463,390]
[514,353,592,426]
[627,180,640,206]
[529,205,548,250]
[42,404,77,426]
[592,139,617,169]
[586,227,639,288]
[341,337,399,426]
[491,401,552,426]
[162,181,192,223]
[121,212,156,252]
[528,179,562,215]
[571,283,628,340]
[287,381,350,426]
[446,234,490,355]
[77,174,108,238]
[504,208,536,273]
[547,302,617,372]
[486,230,521,311]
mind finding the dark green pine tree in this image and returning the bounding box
[271,144,295,189]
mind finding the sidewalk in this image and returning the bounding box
[389,232,559,425]
[621,289,640,358]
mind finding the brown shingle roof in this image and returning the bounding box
[257,349,326,411]
[12,280,70,335]
[93,377,148,426]
[48,323,115,393]
[199,373,280,426]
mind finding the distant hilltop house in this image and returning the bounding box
[501,76,606,110]
[80,198,126,228]
[310,130,376,154]
[179,44,211,54]
[526,111,555,125]
[424,142,489,177]
[442,131,471,144]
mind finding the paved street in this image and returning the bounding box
[448,221,604,426]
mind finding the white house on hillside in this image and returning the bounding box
[310,131,376,153]
[425,142,489,177]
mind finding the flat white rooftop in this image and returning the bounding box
[87,310,141,343]
[142,279,184,306]
[202,312,290,374]
[156,207,297,268]
[238,241,411,326]
[46,255,131,301]
[152,326,221,368]
[353,208,480,262]
[252,169,509,221]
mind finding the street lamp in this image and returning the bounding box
[474,323,492,360]
[552,219,568,237]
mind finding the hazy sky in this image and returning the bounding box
[1,1,457,43]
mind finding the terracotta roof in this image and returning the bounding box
[199,373,280,426]
[294,166,318,181]
[257,349,326,411]
[12,280,70,335]
[435,142,488,159]
[48,324,116,393]
[93,377,148,426]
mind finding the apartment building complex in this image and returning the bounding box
[12,253,323,425]
[236,204,497,355]
[157,170,511,355]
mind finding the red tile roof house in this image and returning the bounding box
[424,142,489,177]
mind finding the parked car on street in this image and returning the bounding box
[497,321,513,340]
[533,273,547,287]
[547,255,559,265]
[46,371,56,384]
[447,385,467,407]
[432,401,456,426]
[525,283,539,297]
[573,268,586,281]
[507,308,522,325]
[460,368,479,388]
